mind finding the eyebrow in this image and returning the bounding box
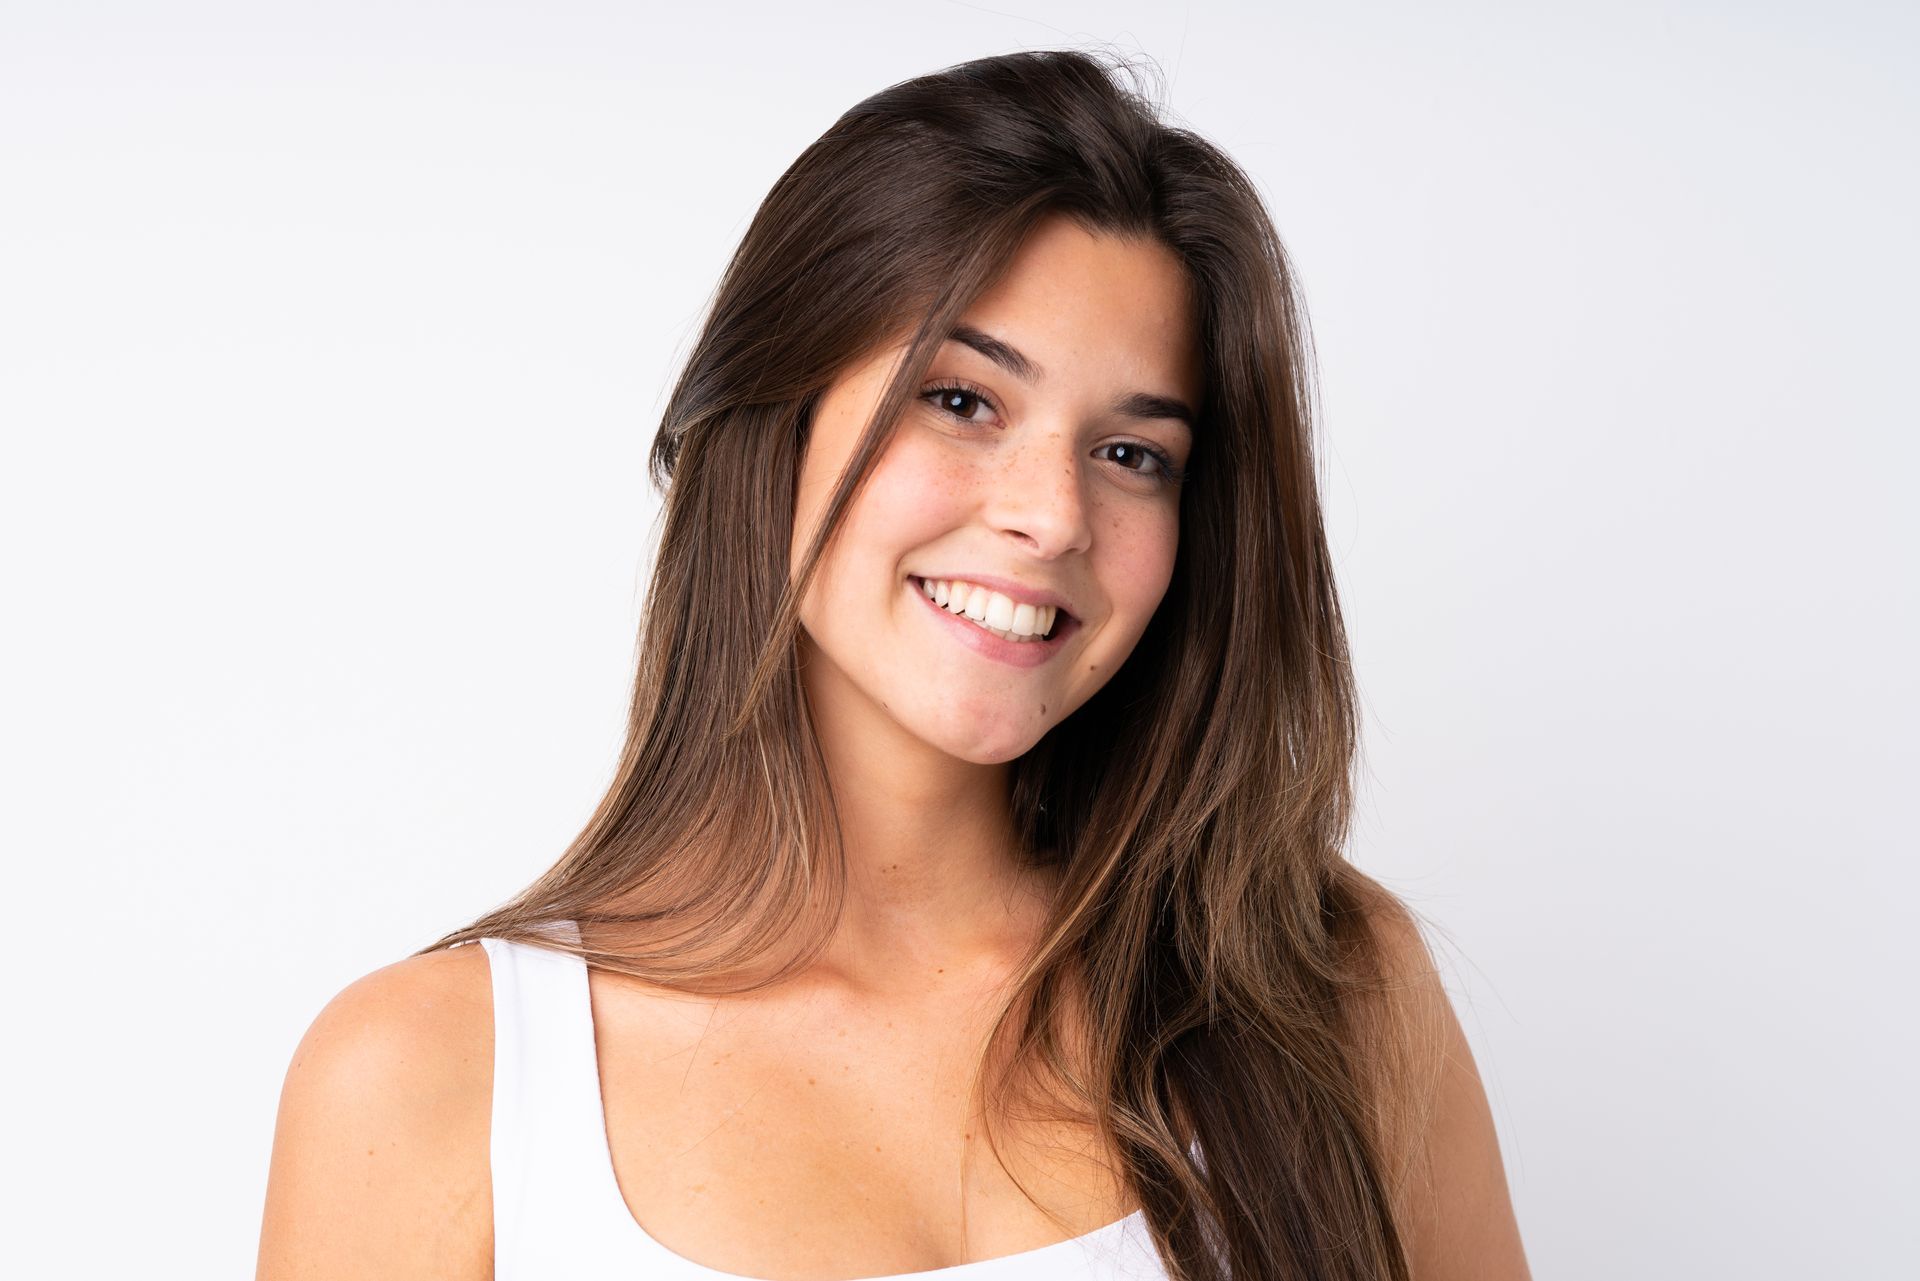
[945,323,1197,431]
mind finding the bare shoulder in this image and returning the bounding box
[255,941,495,1281]
[1358,893,1533,1281]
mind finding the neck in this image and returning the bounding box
[798,643,1057,995]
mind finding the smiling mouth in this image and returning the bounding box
[909,576,1071,643]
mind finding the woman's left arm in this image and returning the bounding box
[1371,904,1533,1281]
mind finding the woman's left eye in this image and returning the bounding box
[1096,440,1183,482]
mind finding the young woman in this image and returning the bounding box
[257,49,1530,1281]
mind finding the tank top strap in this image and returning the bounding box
[477,923,642,1279]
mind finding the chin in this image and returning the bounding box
[919,717,1050,766]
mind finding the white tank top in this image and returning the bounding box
[476,929,1177,1280]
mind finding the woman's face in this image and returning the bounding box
[792,213,1202,765]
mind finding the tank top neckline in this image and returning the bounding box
[526,925,1150,1281]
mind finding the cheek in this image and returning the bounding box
[844,427,972,553]
[790,356,912,576]
[1096,503,1181,632]
[796,425,964,636]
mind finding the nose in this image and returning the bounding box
[980,429,1094,559]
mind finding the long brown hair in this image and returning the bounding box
[421,48,1444,1281]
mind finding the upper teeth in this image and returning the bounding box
[917,578,1059,639]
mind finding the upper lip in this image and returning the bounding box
[910,572,1079,621]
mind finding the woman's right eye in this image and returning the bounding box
[921,382,999,425]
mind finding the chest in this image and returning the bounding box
[584,969,1136,1279]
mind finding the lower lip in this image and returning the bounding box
[907,577,1079,669]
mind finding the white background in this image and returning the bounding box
[3,2,1913,1276]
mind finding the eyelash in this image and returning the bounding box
[918,380,1190,486]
